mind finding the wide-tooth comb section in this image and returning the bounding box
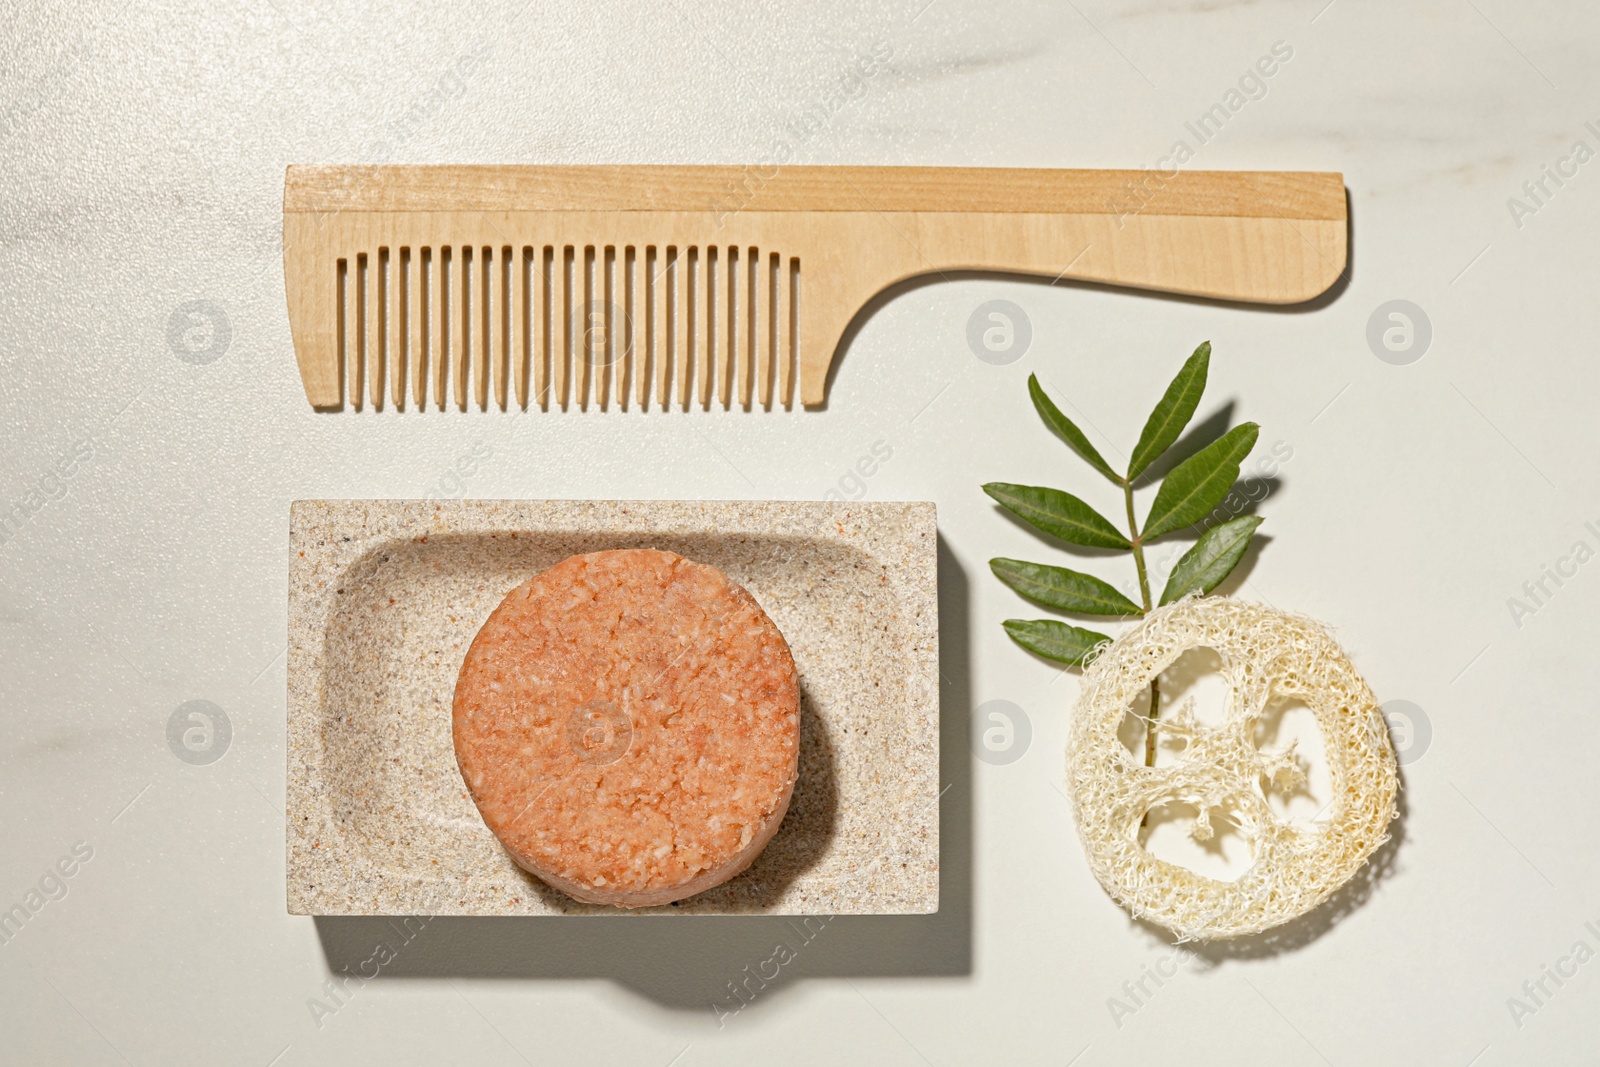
[409,248,425,409]
[720,246,735,409]
[387,247,404,409]
[497,245,512,411]
[474,246,488,411]
[601,245,616,410]
[329,242,799,411]
[455,246,471,410]
[371,249,386,410]
[699,245,715,409]
[617,247,631,410]
[433,247,448,409]
[512,246,530,410]
[537,246,553,408]
[677,246,694,410]
[553,246,571,408]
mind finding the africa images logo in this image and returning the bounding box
[0,842,94,948]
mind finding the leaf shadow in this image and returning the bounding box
[1208,476,1281,526]
[1144,471,1283,545]
[1131,401,1236,489]
[1212,532,1272,598]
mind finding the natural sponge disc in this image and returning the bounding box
[1067,597,1397,941]
[452,549,801,907]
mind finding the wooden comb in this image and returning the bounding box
[282,165,1346,411]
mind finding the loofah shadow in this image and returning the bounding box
[310,537,974,1012]
[1132,776,1409,962]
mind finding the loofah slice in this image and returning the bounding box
[1067,597,1397,940]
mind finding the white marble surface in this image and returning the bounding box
[4,1,1599,1063]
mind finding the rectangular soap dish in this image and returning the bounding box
[286,498,939,915]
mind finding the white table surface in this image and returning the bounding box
[4,1,1598,1063]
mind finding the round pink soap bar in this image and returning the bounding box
[452,549,800,907]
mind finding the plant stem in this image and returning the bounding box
[1123,478,1160,773]
[1123,479,1152,612]
[1143,677,1162,767]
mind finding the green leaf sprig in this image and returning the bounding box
[983,342,1264,766]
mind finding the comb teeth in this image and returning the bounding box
[333,244,800,412]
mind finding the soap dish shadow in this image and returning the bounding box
[311,537,976,1013]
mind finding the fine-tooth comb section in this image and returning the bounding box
[328,243,801,412]
[286,166,1348,409]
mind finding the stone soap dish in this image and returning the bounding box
[286,499,939,916]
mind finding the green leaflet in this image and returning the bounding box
[1028,374,1119,483]
[991,558,1144,617]
[1128,342,1210,481]
[982,482,1131,550]
[1159,515,1263,605]
[1001,619,1112,666]
[987,343,1271,683]
[1141,423,1259,540]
